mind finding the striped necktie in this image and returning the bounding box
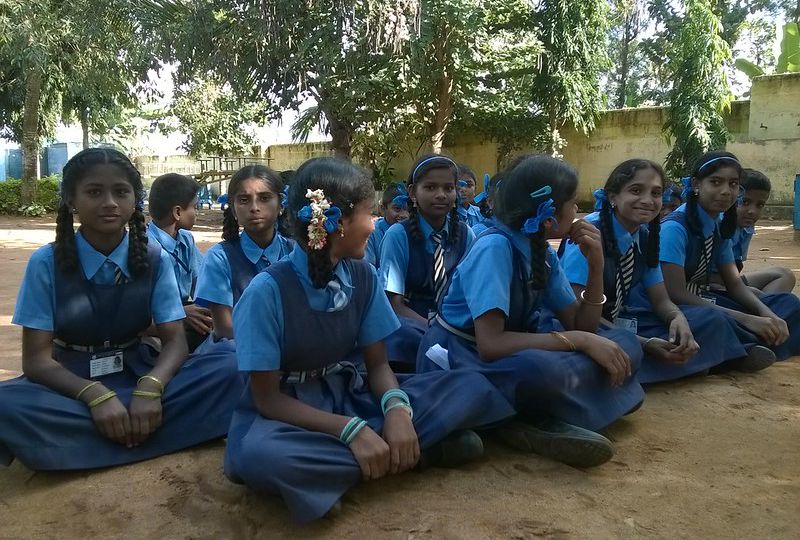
[431,231,446,308]
[610,244,635,320]
[687,233,714,295]
[113,264,129,285]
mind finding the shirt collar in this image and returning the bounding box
[375,217,391,233]
[240,229,283,265]
[418,214,449,241]
[693,203,718,237]
[76,230,130,279]
[288,246,353,291]
[147,221,177,253]
[610,211,641,254]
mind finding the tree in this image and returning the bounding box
[663,0,733,178]
[605,0,647,108]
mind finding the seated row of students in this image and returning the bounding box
[1,147,798,524]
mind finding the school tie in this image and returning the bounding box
[610,244,635,320]
[256,255,271,272]
[113,264,129,285]
[431,231,447,308]
[326,277,349,312]
[687,232,715,295]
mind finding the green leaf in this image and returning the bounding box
[733,58,765,79]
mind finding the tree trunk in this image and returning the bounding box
[81,107,90,149]
[318,95,352,160]
[21,70,43,206]
[615,18,632,108]
[428,25,453,154]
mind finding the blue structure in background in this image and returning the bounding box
[1,142,81,181]
[794,175,800,231]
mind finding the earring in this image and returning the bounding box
[610,202,616,209]
[693,188,699,195]
[340,226,345,238]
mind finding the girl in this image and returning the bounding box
[472,172,502,236]
[561,159,768,384]
[364,183,410,268]
[456,163,485,227]
[194,165,294,342]
[660,151,799,364]
[660,181,683,219]
[0,148,242,470]
[223,157,514,522]
[417,155,645,468]
[379,155,475,370]
[709,169,796,293]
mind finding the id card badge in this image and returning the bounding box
[614,316,638,334]
[90,350,124,378]
[700,294,717,305]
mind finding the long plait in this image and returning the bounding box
[307,242,335,289]
[645,215,660,267]
[54,203,79,274]
[719,203,738,239]
[222,206,240,242]
[406,196,423,242]
[598,199,619,260]
[448,203,460,245]
[127,208,149,278]
[685,188,702,238]
[528,229,549,290]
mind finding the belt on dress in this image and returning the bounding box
[281,362,344,384]
[52,337,141,353]
[434,314,477,343]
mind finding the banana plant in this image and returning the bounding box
[735,22,800,80]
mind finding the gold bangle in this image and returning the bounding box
[580,290,607,306]
[132,390,162,400]
[88,391,117,409]
[551,331,576,352]
[75,381,101,401]
[137,375,164,394]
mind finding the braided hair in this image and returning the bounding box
[686,151,742,240]
[493,155,578,290]
[288,157,374,288]
[221,165,284,243]
[57,148,148,277]
[406,154,461,246]
[598,159,664,268]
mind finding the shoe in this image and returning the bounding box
[728,345,776,373]
[493,418,614,468]
[419,430,484,469]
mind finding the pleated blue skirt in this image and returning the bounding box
[416,322,645,432]
[0,343,244,471]
[383,315,427,372]
[223,362,515,523]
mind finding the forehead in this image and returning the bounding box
[78,164,131,186]
[416,167,456,185]
[236,177,275,194]
[702,165,739,180]
[624,167,663,187]
[458,175,476,185]
[743,189,770,202]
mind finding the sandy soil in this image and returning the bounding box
[0,211,798,539]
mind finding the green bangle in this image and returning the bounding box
[340,417,364,444]
[344,420,368,445]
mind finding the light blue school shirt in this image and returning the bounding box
[731,226,754,263]
[13,231,185,331]
[195,230,290,307]
[364,217,391,267]
[232,247,401,371]
[147,221,202,302]
[561,211,663,288]
[660,203,735,268]
[440,220,576,329]
[471,218,493,237]
[457,204,484,227]
[379,214,476,295]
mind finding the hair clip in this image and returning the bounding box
[474,173,491,204]
[529,185,553,200]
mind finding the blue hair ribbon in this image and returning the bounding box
[280,185,289,209]
[411,156,458,183]
[135,199,145,212]
[521,198,557,235]
[391,183,410,209]
[680,176,693,200]
[592,188,607,211]
[297,204,342,234]
[474,173,491,204]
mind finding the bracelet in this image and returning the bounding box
[643,337,658,350]
[380,389,410,414]
[580,290,607,306]
[384,401,414,420]
[137,375,165,394]
[132,390,162,400]
[340,417,368,445]
[87,390,117,409]
[550,331,576,352]
[75,381,101,401]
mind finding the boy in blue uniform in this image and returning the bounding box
[456,163,484,227]
[146,173,209,351]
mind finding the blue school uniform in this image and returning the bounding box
[364,216,391,267]
[379,215,475,369]
[661,204,800,360]
[457,204,484,227]
[0,232,243,471]
[417,221,645,431]
[147,222,202,302]
[223,248,514,522]
[562,212,750,383]
[471,217,494,237]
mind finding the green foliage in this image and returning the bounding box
[0,175,61,214]
[663,0,733,178]
[171,79,261,156]
[777,22,800,72]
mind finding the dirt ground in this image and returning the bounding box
[0,211,798,539]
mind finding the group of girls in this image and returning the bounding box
[0,146,797,524]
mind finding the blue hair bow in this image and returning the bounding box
[281,185,289,209]
[680,176,694,200]
[521,198,557,235]
[135,199,145,212]
[391,183,410,208]
[297,204,342,234]
[593,188,607,211]
[474,173,491,204]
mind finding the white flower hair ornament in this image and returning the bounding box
[297,189,342,250]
